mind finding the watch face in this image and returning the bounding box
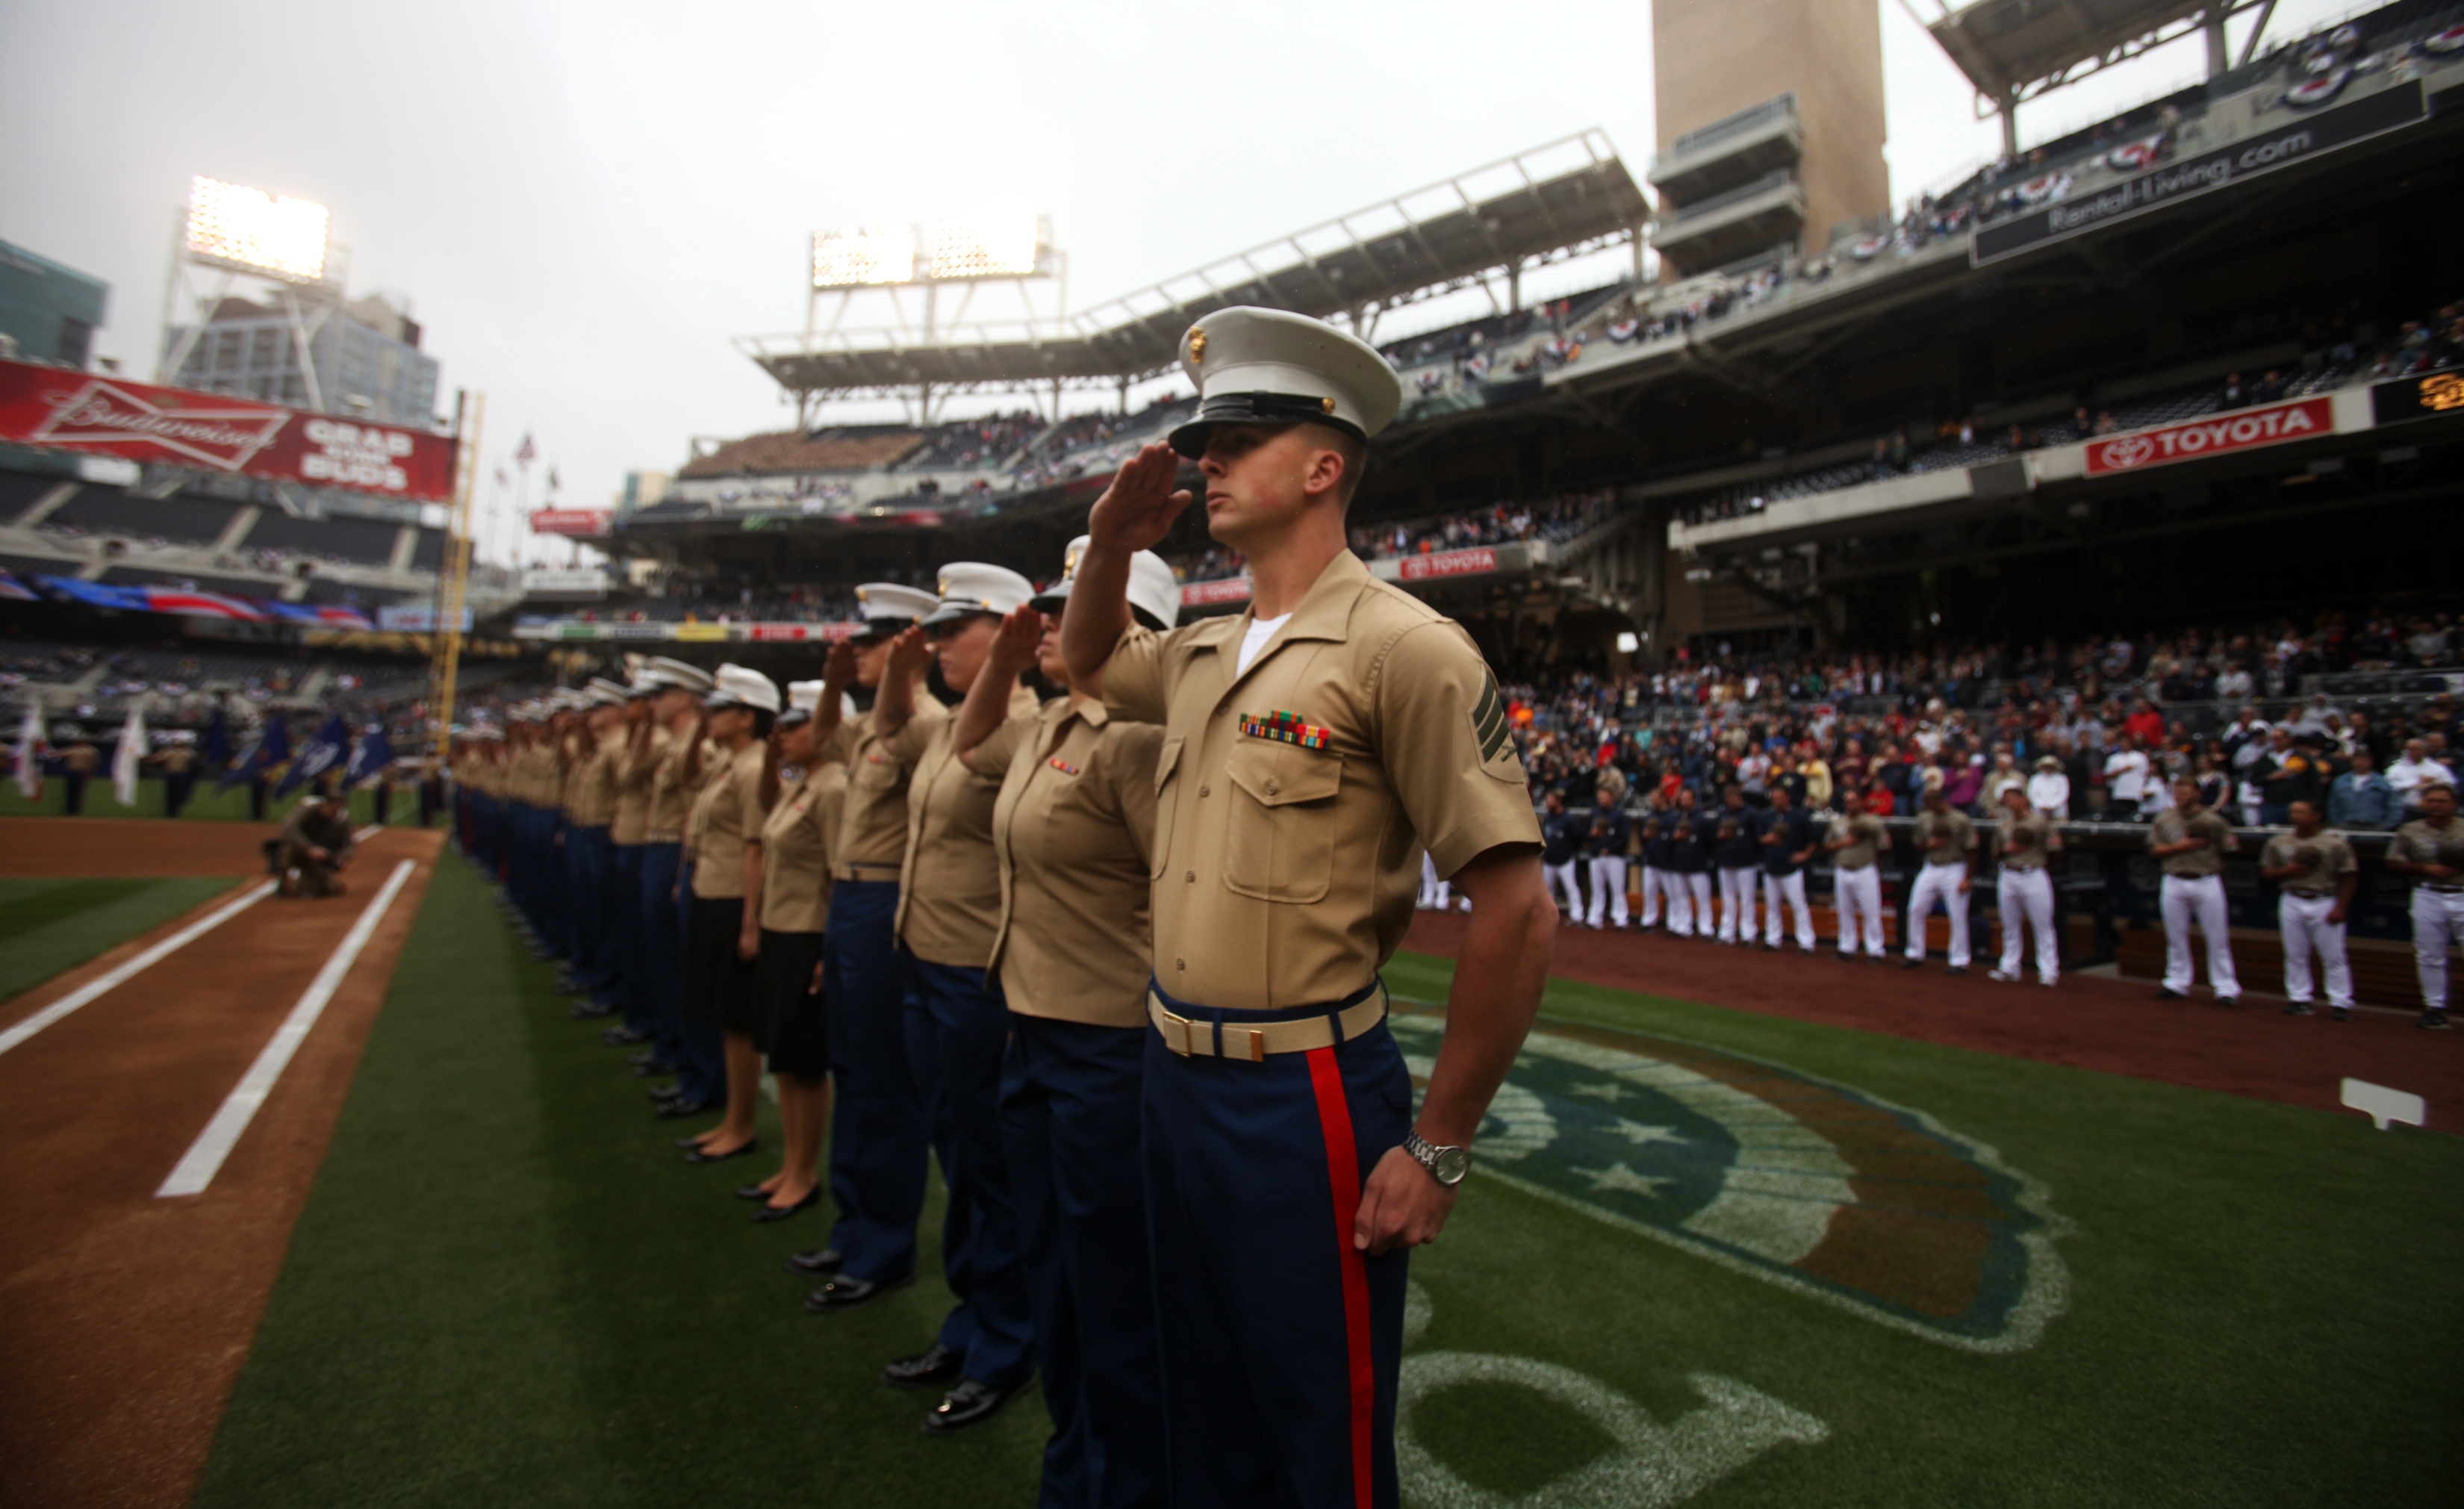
[1433,1145,1471,1184]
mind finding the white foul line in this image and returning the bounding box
[0,880,278,1060]
[156,859,417,1199]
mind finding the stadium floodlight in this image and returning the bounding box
[812,225,920,289]
[184,176,330,283]
[923,217,1050,281]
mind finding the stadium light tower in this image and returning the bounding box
[155,175,350,411]
[800,215,1065,424]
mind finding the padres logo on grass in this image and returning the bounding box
[1392,1011,2071,1354]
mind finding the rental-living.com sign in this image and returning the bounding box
[1971,81,2424,267]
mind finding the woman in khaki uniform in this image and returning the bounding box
[739,680,847,1222]
[679,665,780,1163]
[949,539,1175,1505]
[869,562,1041,1434]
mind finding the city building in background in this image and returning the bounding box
[616,468,671,515]
[0,240,110,369]
[1648,0,1888,276]
[164,290,439,426]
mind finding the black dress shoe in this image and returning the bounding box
[677,1133,720,1149]
[684,1139,758,1165]
[883,1342,965,1390]
[2155,987,2188,1000]
[753,1188,820,1223]
[632,1059,679,1077]
[735,1182,777,1201]
[806,1272,912,1312]
[921,1376,1033,1434]
[602,1026,650,1045]
[569,1001,616,1020]
[787,1247,845,1276]
[626,1049,661,1066]
[655,1097,719,1120]
[1900,958,1925,970]
[647,1081,687,1101]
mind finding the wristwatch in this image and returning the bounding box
[1403,1130,1471,1186]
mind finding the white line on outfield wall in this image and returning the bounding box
[156,859,416,1199]
[0,880,279,1060]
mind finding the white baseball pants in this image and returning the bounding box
[1684,873,1712,933]
[1546,860,1584,921]
[1833,865,1886,956]
[1660,869,1696,936]
[1585,857,1629,928]
[1905,865,1972,968]
[1419,853,1449,909]
[1997,868,2059,983]
[1717,867,1759,943]
[2159,873,2240,998]
[1637,865,1663,927]
[2277,892,2350,1009]
[1762,870,1815,950]
[2412,886,2464,1009]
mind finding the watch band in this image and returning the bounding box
[1404,1130,1471,1186]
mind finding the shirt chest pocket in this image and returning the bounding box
[1222,739,1344,903]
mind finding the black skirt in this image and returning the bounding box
[754,928,830,1075]
[685,896,761,1031]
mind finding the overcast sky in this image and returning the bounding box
[1,0,2353,565]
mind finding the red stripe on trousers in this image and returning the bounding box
[1304,1045,1375,1509]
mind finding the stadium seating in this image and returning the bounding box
[40,489,243,547]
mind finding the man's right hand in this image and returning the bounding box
[823,640,857,687]
[986,604,1043,678]
[1086,444,1192,551]
[883,625,930,680]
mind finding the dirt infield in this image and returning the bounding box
[0,818,288,877]
[0,824,444,1509]
[1404,912,2464,1128]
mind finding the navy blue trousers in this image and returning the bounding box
[637,843,688,1065]
[611,843,652,1036]
[1143,982,1411,1509]
[566,824,612,992]
[821,881,930,1283]
[1001,1012,1163,1509]
[905,953,1035,1390]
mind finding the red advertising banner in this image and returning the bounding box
[1180,576,1253,606]
[2082,396,2333,476]
[0,358,457,502]
[1396,547,1499,581]
[531,509,612,537]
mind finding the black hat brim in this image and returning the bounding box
[1168,393,1366,458]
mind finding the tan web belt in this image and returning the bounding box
[644,829,682,844]
[1148,985,1387,1062]
[830,862,903,883]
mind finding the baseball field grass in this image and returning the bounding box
[0,876,237,1002]
[191,855,2463,1507]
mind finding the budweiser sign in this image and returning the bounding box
[0,358,456,502]
[2083,396,2333,476]
[1396,547,1499,581]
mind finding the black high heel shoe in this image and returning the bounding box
[752,1187,820,1223]
[683,1139,759,1166]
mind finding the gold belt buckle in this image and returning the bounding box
[1236,1027,1264,1062]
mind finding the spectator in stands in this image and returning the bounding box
[2328,747,2400,830]
[2104,734,2153,821]
[2026,754,2071,818]
[2390,738,2457,814]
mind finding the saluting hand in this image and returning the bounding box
[823,639,858,688]
[883,625,930,680]
[1086,444,1192,552]
[1355,1145,1456,1256]
[986,604,1045,677]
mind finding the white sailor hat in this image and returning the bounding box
[641,656,715,694]
[585,676,629,708]
[778,679,827,727]
[920,562,1035,629]
[1168,306,1403,458]
[853,582,939,640]
[1030,534,1180,632]
[704,663,781,715]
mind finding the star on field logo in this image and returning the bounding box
[1392,1011,2072,1353]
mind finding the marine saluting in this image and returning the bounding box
[1060,305,1558,1509]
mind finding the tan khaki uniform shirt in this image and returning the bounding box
[570,739,619,827]
[687,744,767,900]
[1911,808,1976,868]
[2261,829,2354,897]
[980,696,1166,1027]
[2389,817,2464,874]
[646,724,697,842]
[761,764,846,933]
[2150,808,2235,877]
[893,682,1042,968]
[611,726,663,846]
[1995,811,2057,871]
[1831,814,1889,870]
[1102,549,1543,1010]
[833,697,948,874]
